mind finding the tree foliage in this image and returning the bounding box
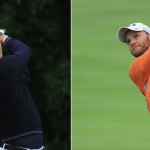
[0,0,70,149]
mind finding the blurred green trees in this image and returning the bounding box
[0,0,70,149]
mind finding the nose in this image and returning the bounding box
[130,39,136,46]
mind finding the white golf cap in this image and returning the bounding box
[117,23,150,43]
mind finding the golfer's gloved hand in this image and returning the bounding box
[0,29,8,44]
[0,29,7,36]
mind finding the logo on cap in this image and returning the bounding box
[128,23,136,27]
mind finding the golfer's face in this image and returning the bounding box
[125,30,150,57]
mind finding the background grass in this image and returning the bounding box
[72,0,150,150]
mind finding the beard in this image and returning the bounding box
[132,36,150,57]
[132,47,146,57]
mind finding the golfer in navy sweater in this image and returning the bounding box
[0,31,45,150]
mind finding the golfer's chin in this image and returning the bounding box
[132,47,146,57]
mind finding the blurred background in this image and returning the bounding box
[72,0,150,150]
[0,0,70,150]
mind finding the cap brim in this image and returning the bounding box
[118,27,129,43]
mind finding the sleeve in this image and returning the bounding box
[140,48,150,75]
[0,38,31,82]
[145,77,150,115]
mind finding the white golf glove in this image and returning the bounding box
[0,29,7,36]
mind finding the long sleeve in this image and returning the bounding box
[128,47,150,115]
[0,38,31,83]
[146,77,150,114]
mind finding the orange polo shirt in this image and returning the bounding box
[128,47,150,114]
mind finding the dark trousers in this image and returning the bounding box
[2,134,45,149]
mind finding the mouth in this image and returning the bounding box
[133,46,139,51]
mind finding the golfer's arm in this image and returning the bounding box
[5,38,31,66]
[0,38,31,74]
[0,43,3,59]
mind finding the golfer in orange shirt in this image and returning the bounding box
[118,23,150,114]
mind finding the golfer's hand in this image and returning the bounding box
[0,35,8,44]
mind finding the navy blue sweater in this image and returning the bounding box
[0,38,42,143]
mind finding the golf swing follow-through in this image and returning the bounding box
[0,29,46,150]
[118,22,150,115]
